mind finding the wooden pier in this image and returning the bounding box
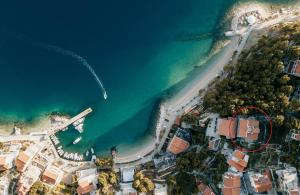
[48,108,93,135]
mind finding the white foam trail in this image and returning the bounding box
[44,45,107,100]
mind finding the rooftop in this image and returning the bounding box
[248,171,272,193]
[237,118,260,141]
[218,118,237,139]
[222,172,241,195]
[167,128,190,155]
[228,150,249,172]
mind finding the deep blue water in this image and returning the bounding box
[0,0,292,155]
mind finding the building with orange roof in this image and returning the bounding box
[76,168,98,195]
[237,118,260,141]
[222,172,241,195]
[167,128,191,155]
[286,60,300,77]
[228,150,249,172]
[42,165,64,186]
[197,181,215,195]
[0,154,15,171]
[248,171,272,193]
[217,118,237,139]
[15,144,40,172]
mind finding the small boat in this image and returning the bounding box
[73,136,82,144]
[91,148,94,154]
[73,118,85,127]
[75,123,84,133]
[104,92,108,100]
[86,151,89,156]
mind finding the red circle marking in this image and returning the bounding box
[229,106,272,153]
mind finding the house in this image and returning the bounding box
[15,144,40,172]
[197,181,215,195]
[217,118,237,139]
[154,183,168,195]
[0,176,9,195]
[0,153,17,171]
[247,171,272,193]
[17,166,41,195]
[121,167,135,183]
[286,60,300,77]
[76,168,98,195]
[0,143,21,171]
[222,172,241,195]
[208,137,221,151]
[227,150,249,172]
[167,128,191,155]
[205,114,218,137]
[289,188,300,195]
[41,165,64,186]
[290,129,300,141]
[119,183,137,195]
[276,166,299,194]
[237,118,260,142]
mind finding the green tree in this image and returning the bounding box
[274,115,285,126]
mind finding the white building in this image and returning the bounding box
[0,143,21,171]
[276,166,300,194]
[0,176,9,195]
[16,143,43,172]
[17,165,42,195]
[121,166,135,183]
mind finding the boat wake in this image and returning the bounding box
[6,29,108,100]
[43,45,108,100]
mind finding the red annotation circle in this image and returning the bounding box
[229,106,272,153]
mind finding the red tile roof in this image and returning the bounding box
[167,136,190,155]
[237,118,260,141]
[295,61,300,75]
[197,182,215,195]
[218,118,237,139]
[290,188,300,195]
[250,173,272,193]
[77,181,96,194]
[228,150,248,172]
[223,172,241,195]
[42,170,59,185]
[0,156,9,171]
[16,152,30,172]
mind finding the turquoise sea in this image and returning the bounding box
[0,0,295,155]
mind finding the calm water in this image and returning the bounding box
[0,0,293,155]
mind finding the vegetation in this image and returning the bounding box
[0,142,4,151]
[281,140,300,170]
[170,148,227,194]
[132,171,155,193]
[181,113,198,124]
[95,157,114,169]
[97,171,118,195]
[28,181,50,195]
[203,21,300,129]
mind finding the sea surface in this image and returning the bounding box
[0,0,294,155]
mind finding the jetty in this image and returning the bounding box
[48,108,93,135]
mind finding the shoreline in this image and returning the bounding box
[1,1,299,164]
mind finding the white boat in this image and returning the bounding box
[73,136,82,144]
[91,148,94,154]
[104,92,108,100]
[73,118,85,127]
[75,123,84,133]
[86,151,89,156]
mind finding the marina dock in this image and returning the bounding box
[48,108,93,135]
